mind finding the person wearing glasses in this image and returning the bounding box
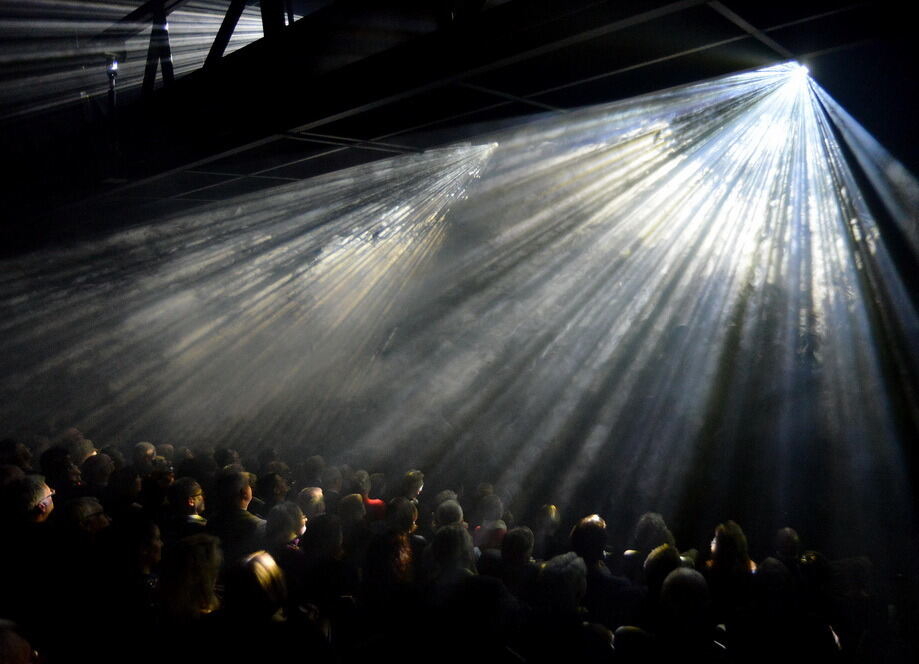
[0,475,57,653]
[12,474,56,523]
[162,477,208,548]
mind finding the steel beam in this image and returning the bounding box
[205,0,249,69]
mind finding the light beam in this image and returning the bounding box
[0,63,915,562]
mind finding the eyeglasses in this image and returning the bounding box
[38,488,55,508]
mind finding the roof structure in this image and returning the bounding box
[0,0,914,252]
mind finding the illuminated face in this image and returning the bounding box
[35,485,55,521]
[190,490,205,515]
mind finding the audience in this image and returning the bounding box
[0,429,908,663]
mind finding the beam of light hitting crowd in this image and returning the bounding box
[0,0,265,121]
[330,63,912,547]
[0,63,915,555]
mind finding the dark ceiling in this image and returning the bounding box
[0,0,914,254]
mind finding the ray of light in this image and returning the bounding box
[0,63,915,561]
[0,0,266,121]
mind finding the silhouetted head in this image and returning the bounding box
[168,477,205,516]
[215,471,253,511]
[388,496,419,534]
[213,446,240,469]
[111,516,163,574]
[644,543,681,597]
[133,442,156,475]
[150,456,175,489]
[258,472,289,504]
[537,552,587,614]
[39,447,80,491]
[752,557,794,612]
[58,428,95,466]
[432,489,458,508]
[99,446,125,471]
[631,512,676,552]
[364,530,414,589]
[432,523,475,575]
[256,447,277,470]
[59,496,110,535]
[321,466,343,493]
[339,493,366,527]
[81,453,114,488]
[159,533,222,621]
[660,568,710,627]
[435,499,464,528]
[296,486,325,520]
[108,467,142,502]
[0,439,32,471]
[302,455,325,482]
[0,465,25,492]
[570,514,607,565]
[266,502,306,545]
[223,551,287,621]
[352,470,371,497]
[300,514,342,561]
[369,473,386,499]
[399,469,425,501]
[774,527,801,561]
[502,527,534,565]
[478,493,504,522]
[708,520,754,574]
[533,504,560,532]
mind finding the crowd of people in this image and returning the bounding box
[0,428,914,663]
